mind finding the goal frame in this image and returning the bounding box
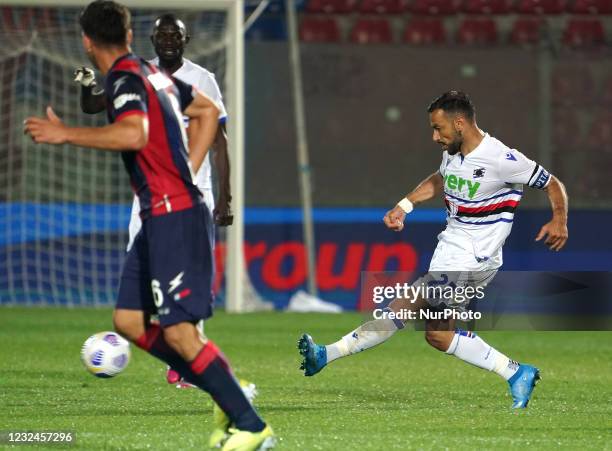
[3,0,246,312]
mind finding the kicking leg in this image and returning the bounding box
[298,296,429,376]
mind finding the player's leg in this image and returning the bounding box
[425,316,540,408]
[144,205,273,447]
[298,294,429,376]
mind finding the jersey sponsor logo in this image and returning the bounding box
[113,93,142,109]
[505,152,517,161]
[473,167,486,178]
[444,174,480,199]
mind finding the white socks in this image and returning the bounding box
[326,315,402,363]
[446,330,519,380]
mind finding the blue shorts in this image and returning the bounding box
[116,203,214,327]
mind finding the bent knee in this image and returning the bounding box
[425,330,453,352]
[112,310,143,342]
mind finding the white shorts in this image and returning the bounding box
[415,230,499,310]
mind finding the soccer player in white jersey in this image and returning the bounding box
[299,91,569,409]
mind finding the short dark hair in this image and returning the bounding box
[427,91,475,121]
[80,0,131,46]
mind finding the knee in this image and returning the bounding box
[425,331,452,352]
[163,327,183,351]
[112,310,141,342]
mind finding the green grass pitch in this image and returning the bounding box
[1,307,611,450]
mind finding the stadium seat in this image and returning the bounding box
[456,18,498,44]
[514,0,565,14]
[244,15,287,40]
[510,18,544,45]
[410,0,459,15]
[350,18,393,43]
[359,0,408,14]
[568,0,612,14]
[462,0,514,14]
[305,0,357,13]
[562,19,605,48]
[403,18,447,44]
[299,17,341,42]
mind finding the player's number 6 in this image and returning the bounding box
[151,279,164,308]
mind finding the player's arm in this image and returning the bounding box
[535,175,568,251]
[210,123,233,226]
[74,67,106,114]
[383,171,444,232]
[176,81,219,173]
[24,106,148,150]
[501,149,568,251]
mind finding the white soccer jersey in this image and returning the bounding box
[126,58,227,251]
[431,133,551,270]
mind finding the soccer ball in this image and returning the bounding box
[81,331,131,378]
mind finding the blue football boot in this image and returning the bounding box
[298,334,327,377]
[508,364,541,408]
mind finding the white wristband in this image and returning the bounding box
[397,198,414,214]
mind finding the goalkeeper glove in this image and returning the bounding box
[74,67,97,88]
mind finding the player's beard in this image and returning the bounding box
[446,137,463,155]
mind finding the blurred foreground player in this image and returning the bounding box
[299,91,569,409]
[75,12,233,392]
[25,1,274,449]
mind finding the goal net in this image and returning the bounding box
[0,1,246,307]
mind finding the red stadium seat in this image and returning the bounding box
[514,0,565,14]
[462,0,513,14]
[410,0,459,15]
[305,0,357,13]
[569,0,612,14]
[562,19,605,48]
[510,18,543,45]
[299,17,341,42]
[456,18,498,44]
[350,19,393,43]
[359,0,408,13]
[403,18,446,44]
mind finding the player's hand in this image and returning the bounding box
[24,106,68,145]
[74,67,97,87]
[535,218,568,251]
[213,196,233,227]
[383,205,406,232]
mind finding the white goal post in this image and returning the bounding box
[1,0,246,311]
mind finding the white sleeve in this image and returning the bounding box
[499,149,551,189]
[198,72,227,122]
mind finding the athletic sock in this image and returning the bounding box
[326,311,403,363]
[445,329,520,380]
[135,325,265,432]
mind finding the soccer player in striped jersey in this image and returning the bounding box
[25,1,274,449]
[299,91,568,409]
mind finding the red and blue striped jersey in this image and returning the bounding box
[105,53,200,218]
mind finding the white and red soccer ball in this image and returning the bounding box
[81,332,130,378]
